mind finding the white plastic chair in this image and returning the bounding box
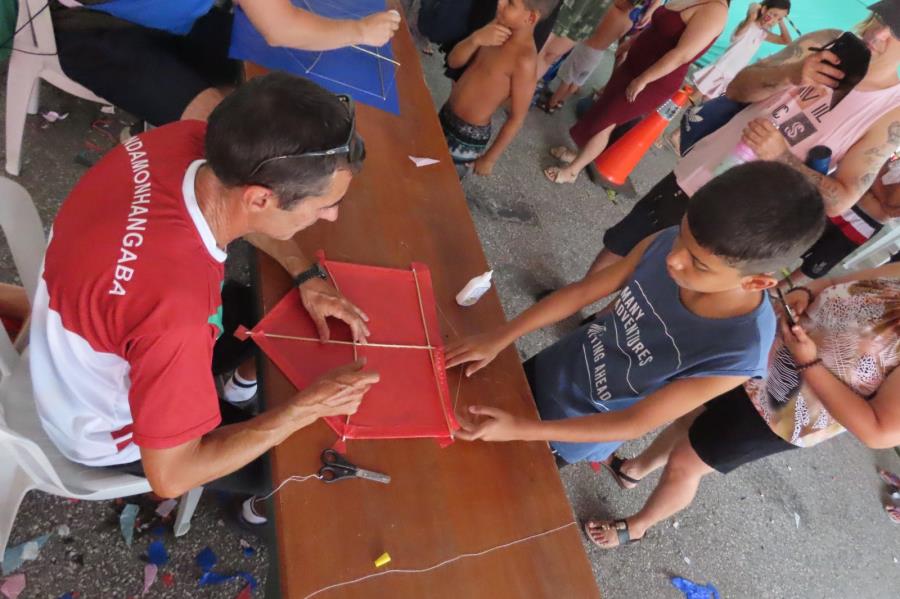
[5,0,111,176]
[0,177,201,559]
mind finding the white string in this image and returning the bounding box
[301,521,578,599]
[252,473,321,508]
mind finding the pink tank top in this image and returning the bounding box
[674,80,900,196]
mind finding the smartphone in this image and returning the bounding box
[816,32,871,108]
[775,287,797,328]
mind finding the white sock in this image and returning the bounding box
[223,371,257,405]
[241,497,267,525]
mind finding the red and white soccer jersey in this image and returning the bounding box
[30,120,227,466]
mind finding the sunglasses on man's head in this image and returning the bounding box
[248,95,365,178]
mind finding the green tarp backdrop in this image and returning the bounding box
[697,0,874,66]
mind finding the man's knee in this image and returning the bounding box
[181,88,227,121]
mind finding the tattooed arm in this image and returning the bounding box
[777,110,900,217]
[726,30,841,103]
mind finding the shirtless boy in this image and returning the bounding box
[441,0,559,176]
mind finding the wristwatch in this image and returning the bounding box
[293,263,328,287]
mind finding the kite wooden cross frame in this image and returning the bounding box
[236,253,460,450]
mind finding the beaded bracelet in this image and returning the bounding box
[796,358,822,372]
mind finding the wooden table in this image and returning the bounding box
[247,12,600,599]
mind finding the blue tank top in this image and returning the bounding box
[91,0,214,35]
[528,226,776,463]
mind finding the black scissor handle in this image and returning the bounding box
[319,465,354,483]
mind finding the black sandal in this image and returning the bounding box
[601,455,642,489]
[583,519,641,549]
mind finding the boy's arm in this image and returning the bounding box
[457,375,748,443]
[625,4,728,102]
[743,107,900,216]
[473,52,537,176]
[446,235,656,376]
[447,20,512,69]
[726,30,841,103]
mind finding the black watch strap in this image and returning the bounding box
[293,263,328,286]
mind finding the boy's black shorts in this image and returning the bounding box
[688,386,797,474]
[602,172,688,257]
[53,6,240,126]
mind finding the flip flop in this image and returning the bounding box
[600,455,642,490]
[583,519,641,549]
[543,166,578,184]
[549,146,577,164]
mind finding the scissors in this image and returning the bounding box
[318,449,391,484]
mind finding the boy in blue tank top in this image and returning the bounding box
[447,161,826,464]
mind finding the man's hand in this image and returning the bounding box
[473,156,496,176]
[473,20,513,48]
[446,330,508,377]
[299,277,371,343]
[357,10,401,47]
[781,320,819,365]
[742,118,789,160]
[294,360,380,418]
[790,49,844,89]
[455,405,530,442]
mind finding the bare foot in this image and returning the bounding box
[549,146,577,164]
[544,166,579,184]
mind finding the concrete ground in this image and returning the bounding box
[2,43,900,599]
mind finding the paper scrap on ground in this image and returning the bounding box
[161,572,175,588]
[671,575,720,599]
[196,547,217,572]
[155,499,178,518]
[100,105,116,115]
[794,512,801,529]
[142,564,157,596]
[0,573,26,599]
[408,156,439,167]
[147,541,169,566]
[2,534,51,575]
[235,584,253,599]
[239,539,255,557]
[41,111,69,123]
[120,504,139,547]
[56,525,70,538]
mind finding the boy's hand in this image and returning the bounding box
[781,320,819,365]
[456,405,528,442]
[742,118,788,160]
[473,20,513,48]
[784,287,813,316]
[446,330,508,377]
[625,76,648,103]
[357,10,402,47]
[473,156,495,176]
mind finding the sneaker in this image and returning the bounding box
[240,497,267,526]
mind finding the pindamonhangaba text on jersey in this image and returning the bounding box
[110,136,151,296]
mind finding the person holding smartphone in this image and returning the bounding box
[588,1,900,275]
[585,261,900,549]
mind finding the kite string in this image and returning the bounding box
[300,521,579,599]
[253,331,434,351]
[251,473,321,510]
